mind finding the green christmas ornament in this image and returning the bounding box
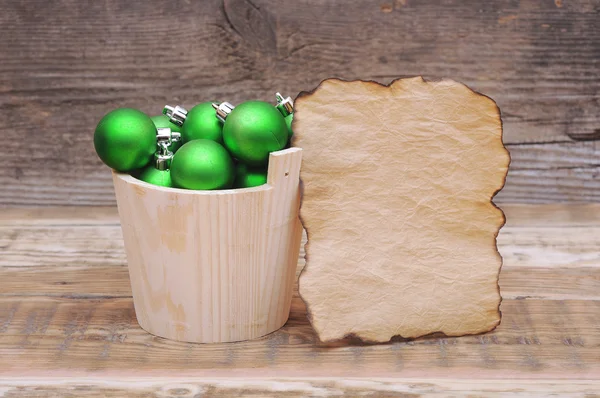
[151,115,181,132]
[138,164,172,187]
[284,113,293,139]
[170,139,235,190]
[93,108,157,172]
[181,102,224,144]
[220,101,288,166]
[234,163,268,188]
[138,142,173,188]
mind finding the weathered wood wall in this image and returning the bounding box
[0,0,598,206]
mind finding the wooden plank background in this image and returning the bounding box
[0,0,598,206]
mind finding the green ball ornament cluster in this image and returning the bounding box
[93,92,295,190]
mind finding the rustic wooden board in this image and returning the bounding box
[3,264,600,301]
[3,207,600,298]
[3,203,600,226]
[0,205,599,397]
[1,378,599,398]
[0,0,598,206]
[1,296,600,377]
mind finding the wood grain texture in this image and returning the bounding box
[2,263,600,302]
[3,205,600,288]
[111,148,303,343]
[1,379,600,398]
[0,297,599,377]
[1,378,599,398]
[294,78,509,342]
[0,205,599,395]
[0,0,598,206]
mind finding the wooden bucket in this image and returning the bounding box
[112,147,303,343]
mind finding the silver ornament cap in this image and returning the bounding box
[156,127,181,144]
[156,127,182,155]
[163,105,188,126]
[275,92,293,117]
[212,102,235,123]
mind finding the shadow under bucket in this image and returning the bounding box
[112,147,303,343]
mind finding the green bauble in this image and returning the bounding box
[171,139,234,190]
[151,115,182,152]
[138,166,172,187]
[284,113,293,139]
[234,163,268,188]
[169,140,183,153]
[94,108,157,171]
[181,102,223,144]
[151,115,181,132]
[223,101,288,166]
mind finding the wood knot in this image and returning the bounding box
[222,0,277,54]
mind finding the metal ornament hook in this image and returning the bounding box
[156,127,181,144]
[154,140,174,171]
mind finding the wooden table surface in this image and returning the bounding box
[0,204,599,397]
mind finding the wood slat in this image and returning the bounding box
[501,204,600,227]
[1,205,599,303]
[1,263,599,301]
[0,207,120,226]
[3,206,600,269]
[498,227,600,268]
[3,204,600,227]
[0,0,599,205]
[0,296,599,378]
[496,165,600,204]
[1,378,599,397]
[0,225,126,268]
